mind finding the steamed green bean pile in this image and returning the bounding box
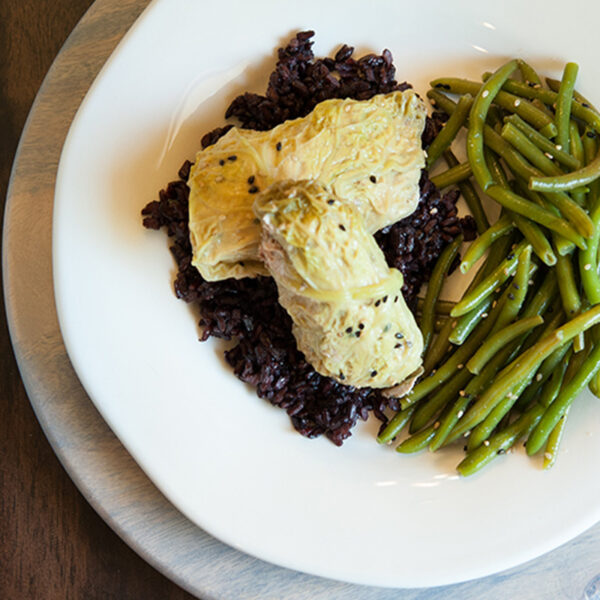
[379,59,600,475]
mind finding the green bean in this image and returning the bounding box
[509,210,556,266]
[569,121,587,205]
[485,185,587,249]
[431,76,557,137]
[451,240,529,317]
[491,245,532,332]
[430,340,522,450]
[504,114,581,170]
[409,368,472,434]
[512,178,575,256]
[444,150,490,233]
[478,77,600,133]
[543,407,570,469]
[526,340,600,454]
[422,317,455,374]
[427,89,460,116]
[501,122,563,176]
[529,150,600,193]
[538,351,570,408]
[420,235,463,355]
[416,297,456,315]
[429,161,472,189]
[459,216,513,273]
[376,405,416,444]
[449,234,516,345]
[427,87,590,236]
[483,127,593,238]
[396,424,438,453]
[579,160,600,305]
[401,297,503,409]
[426,94,473,168]
[465,61,519,191]
[467,374,533,451]
[554,62,579,153]
[485,147,557,265]
[452,304,600,436]
[448,295,496,345]
[517,59,542,86]
[466,315,544,375]
[457,404,544,476]
[555,252,584,352]
[546,77,598,113]
[582,128,600,202]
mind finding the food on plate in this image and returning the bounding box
[379,58,600,474]
[255,180,423,388]
[188,90,426,281]
[142,31,472,446]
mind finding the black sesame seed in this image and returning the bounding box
[370,370,378,377]
[327,199,335,205]
[247,175,255,184]
[507,253,515,260]
[239,261,245,266]
[355,331,362,338]
[219,159,225,166]
[395,332,404,339]
[369,175,377,183]
[513,283,520,290]
[276,141,282,151]
[497,448,506,455]
[345,326,352,333]
[527,81,536,87]
[394,343,402,349]
[383,295,388,303]
[508,293,515,300]
[375,300,381,307]
[587,130,596,138]
[227,155,237,161]
[583,103,591,109]
[249,185,259,194]
[394,296,398,302]
[463,445,468,451]
[339,372,345,380]
[358,323,364,330]
[339,224,346,231]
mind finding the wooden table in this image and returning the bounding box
[0,2,194,597]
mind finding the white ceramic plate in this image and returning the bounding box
[53,0,600,588]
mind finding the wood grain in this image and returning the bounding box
[0,2,195,598]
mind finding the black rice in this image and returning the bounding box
[142,32,475,446]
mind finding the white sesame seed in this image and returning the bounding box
[536,373,543,382]
[481,312,489,318]
[534,83,541,89]
[482,90,490,98]
[492,301,497,308]
[503,268,510,276]
[464,431,471,438]
[585,263,592,271]
[544,152,553,159]
[528,279,534,286]
[483,440,490,446]
[215,175,225,183]
[459,390,466,397]
[457,363,464,369]
[430,207,438,215]
[457,410,465,418]
[514,99,521,107]
[434,421,440,430]
[544,452,553,460]
[555,144,563,151]
[556,331,565,340]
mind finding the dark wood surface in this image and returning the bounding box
[0,2,196,598]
